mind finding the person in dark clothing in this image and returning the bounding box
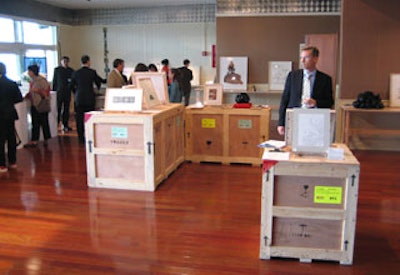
[69,55,105,144]
[53,56,74,132]
[0,62,23,172]
[179,59,193,106]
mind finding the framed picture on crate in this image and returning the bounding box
[203,84,223,105]
[131,72,169,104]
[292,108,331,155]
[105,88,143,112]
[219,56,248,91]
[390,73,400,107]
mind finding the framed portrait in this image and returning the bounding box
[131,72,169,104]
[219,56,248,91]
[269,61,292,91]
[390,74,400,107]
[105,88,143,112]
[291,108,331,155]
[203,84,223,105]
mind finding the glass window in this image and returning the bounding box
[0,17,15,42]
[22,21,56,46]
[0,54,20,81]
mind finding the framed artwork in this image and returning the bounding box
[105,88,143,112]
[291,108,331,155]
[219,56,248,91]
[269,61,292,91]
[390,74,400,107]
[131,72,169,104]
[203,84,223,105]
[137,78,161,109]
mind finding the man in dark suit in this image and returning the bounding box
[179,59,193,106]
[0,62,23,172]
[69,55,105,143]
[277,46,334,135]
[53,56,74,132]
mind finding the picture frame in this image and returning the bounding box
[203,84,223,105]
[137,77,161,109]
[291,108,331,155]
[268,61,292,91]
[219,56,248,91]
[104,88,143,112]
[390,73,400,107]
[131,72,169,105]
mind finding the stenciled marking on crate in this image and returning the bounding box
[110,126,129,145]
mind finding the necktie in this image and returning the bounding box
[302,74,311,108]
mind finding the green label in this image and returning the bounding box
[111,127,128,139]
[238,119,252,129]
[314,186,342,204]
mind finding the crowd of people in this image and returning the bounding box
[0,55,194,172]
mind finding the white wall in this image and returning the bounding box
[58,22,216,84]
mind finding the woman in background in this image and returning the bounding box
[169,68,182,103]
[24,64,51,148]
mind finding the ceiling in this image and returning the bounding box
[33,0,216,10]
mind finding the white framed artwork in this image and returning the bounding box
[390,73,400,107]
[269,61,292,91]
[131,72,169,104]
[219,56,248,91]
[105,88,143,112]
[292,108,331,155]
[203,84,223,106]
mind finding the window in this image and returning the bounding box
[0,17,15,43]
[0,16,57,82]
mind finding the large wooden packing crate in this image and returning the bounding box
[85,104,185,191]
[185,105,271,165]
[260,144,360,264]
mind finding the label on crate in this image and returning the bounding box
[111,126,128,139]
[314,186,342,204]
[201,118,216,128]
[238,119,252,129]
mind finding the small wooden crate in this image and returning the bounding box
[85,104,184,191]
[185,105,271,165]
[260,144,360,264]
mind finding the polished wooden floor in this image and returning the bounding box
[0,134,399,274]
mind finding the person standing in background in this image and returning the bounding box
[169,68,182,103]
[0,62,23,172]
[277,46,334,136]
[53,56,74,132]
[161,59,171,86]
[148,63,158,72]
[179,59,193,106]
[24,64,51,148]
[69,55,105,144]
[107,58,127,88]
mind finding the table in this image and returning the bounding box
[341,105,400,150]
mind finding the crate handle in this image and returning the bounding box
[88,140,93,153]
[147,142,154,155]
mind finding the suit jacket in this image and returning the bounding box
[107,69,127,88]
[0,76,23,121]
[52,66,74,96]
[179,66,193,95]
[278,69,334,126]
[69,66,103,107]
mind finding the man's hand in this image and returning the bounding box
[277,126,285,136]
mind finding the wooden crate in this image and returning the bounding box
[185,105,271,165]
[85,103,184,191]
[260,144,360,264]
